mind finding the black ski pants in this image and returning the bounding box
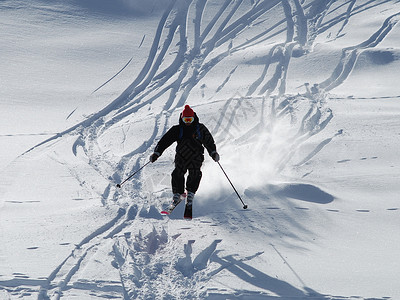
[172,155,203,194]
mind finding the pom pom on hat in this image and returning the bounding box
[182,105,194,117]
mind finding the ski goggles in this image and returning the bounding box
[182,116,194,124]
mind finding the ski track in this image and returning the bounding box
[91,56,134,95]
[4,1,399,299]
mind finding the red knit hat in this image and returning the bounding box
[182,105,194,118]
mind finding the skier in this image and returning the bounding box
[149,105,219,215]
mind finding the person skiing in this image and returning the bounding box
[149,105,219,213]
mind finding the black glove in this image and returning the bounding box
[211,151,220,162]
[149,152,160,163]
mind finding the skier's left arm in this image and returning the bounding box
[200,124,220,162]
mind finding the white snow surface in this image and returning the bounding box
[1,0,400,299]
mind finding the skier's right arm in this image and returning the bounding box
[149,126,179,162]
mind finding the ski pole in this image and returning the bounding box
[217,161,248,209]
[116,161,151,188]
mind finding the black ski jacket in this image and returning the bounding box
[154,113,216,162]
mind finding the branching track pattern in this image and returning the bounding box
[8,1,398,299]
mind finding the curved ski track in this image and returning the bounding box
[6,1,399,299]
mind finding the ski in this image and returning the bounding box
[161,194,185,215]
[160,200,181,215]
[183,200,192,219]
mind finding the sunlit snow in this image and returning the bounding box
[1,0,400,299]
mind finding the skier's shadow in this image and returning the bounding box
[209,252,324,299]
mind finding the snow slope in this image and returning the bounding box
[1,0,400,299]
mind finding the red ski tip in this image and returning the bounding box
[160,211,170,215]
